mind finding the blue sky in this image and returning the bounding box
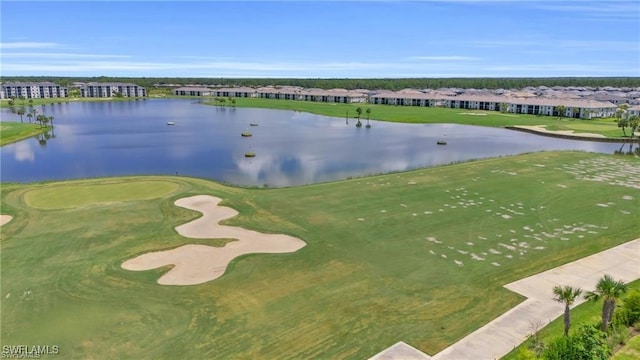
[1,1,638,78]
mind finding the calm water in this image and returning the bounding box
[0,99,630,187]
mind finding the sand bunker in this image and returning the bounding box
[0,215,13,227]
[514,125,606,138]
[122,195,306,285]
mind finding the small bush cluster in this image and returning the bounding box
[519,289,640,359]
[542,324,610,360]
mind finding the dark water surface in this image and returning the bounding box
[0,99,628,187]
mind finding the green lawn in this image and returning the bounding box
[1,151,639,359]
[612,334,640,360]
[544,118,629,138]
[206,98,629,139]
[0,121,50,146]
[0,96,147,109]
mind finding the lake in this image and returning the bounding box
[0,99,630,187]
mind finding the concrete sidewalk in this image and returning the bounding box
[370,238,640,360]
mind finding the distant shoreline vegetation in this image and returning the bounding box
[2,76,640,90]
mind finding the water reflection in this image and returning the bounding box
[0,99,635,187]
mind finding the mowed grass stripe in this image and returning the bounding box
[23,180,181,209]
[1,151,639,359]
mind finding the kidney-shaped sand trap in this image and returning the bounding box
[122,195,306,285]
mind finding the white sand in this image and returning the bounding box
[0,215,13,227]
[514,125,606,138]
[122,195,306,285]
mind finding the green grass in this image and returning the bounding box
[0,96,148,109]
[502,280,640,359]
[0,121,51,146]
[1,152,639,359]
[612,334,640,360]
[23,180,181,210]
[543,118,628,138]
[205,98,628,139]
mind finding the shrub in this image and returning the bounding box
[607,326,630,347]
[542,324,610,360]
[514,347,537,360]
[612,306,630,329]
[623,290,640,325]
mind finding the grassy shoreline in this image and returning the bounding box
[2,151,639,359]
[0,122,51,146]
[204,97,630,139]
[0,96,148,108]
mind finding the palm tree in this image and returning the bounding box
[30,109,38,124]
[366,108,371,128]
[616,115,629,137]
[355,107,362,127]
[585,274,628,332]
[554,105,566,118]
[628,115,639,138]
[48,116,55,127]
[552,285,583,337]
[27,112,33,124]
[36,115,46,128]
[16,107,25,123]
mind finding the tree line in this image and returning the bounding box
[3,76,640,91]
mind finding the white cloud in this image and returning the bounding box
[0,42,61,49]
[0,60,400,73]
[408,56,480,61]
[1,53,131,59]
[471,39,639,51]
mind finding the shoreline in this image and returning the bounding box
[506,125,639,143]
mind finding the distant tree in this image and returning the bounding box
[585,274,628,332]
[30,109,38,124]
[553,285,583,337]
[16,107,25,123]
[231,98,236,107]
[26,112,33,124]
[499,102,509,113]
[571,107,580,118]
[48,116,55,127]
[366,107,371,128]
[355,107,362,127]
[554,105,566,118]
[628,115,639,138]
[616,116,629,137]
[36,115,45,128]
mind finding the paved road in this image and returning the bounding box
[370,238,640,360]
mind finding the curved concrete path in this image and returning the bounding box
[370,238,640,360]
